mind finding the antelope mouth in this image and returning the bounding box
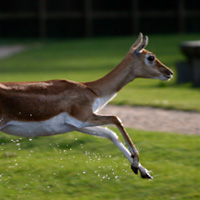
[164,74,173,81]
[153,74,173,81]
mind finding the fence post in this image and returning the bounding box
[84,0,92,37]
[131,0,139,34]
[177,0,185,33]
[38,0,47,38]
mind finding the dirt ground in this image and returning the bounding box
[0,45,200,135]
[0,45,26,59]
[100,105,200,135]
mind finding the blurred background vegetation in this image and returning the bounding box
[0,1,200,200]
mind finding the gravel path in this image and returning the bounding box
[0,45,26,59]
[0,45,200,135]
[100,105,200,135]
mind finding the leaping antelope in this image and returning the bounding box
[0,33,173,179]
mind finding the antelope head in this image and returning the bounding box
[129,33,173,81]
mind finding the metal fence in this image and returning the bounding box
[0,0,200,38]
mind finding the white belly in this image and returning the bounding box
[0,113,89,137]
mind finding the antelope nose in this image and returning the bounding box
[167,69,173,76]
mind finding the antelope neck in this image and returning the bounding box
[85,54,135,97]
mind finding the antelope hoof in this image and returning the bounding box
[138,164,153,179]
[139,167,153,179]
[140,172,153,179]
[131,165,138,175]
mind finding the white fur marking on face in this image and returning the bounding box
[145,54,155,67]
[0,112,90,137]
[152,74,173,81]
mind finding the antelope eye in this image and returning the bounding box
[147,55,155,62]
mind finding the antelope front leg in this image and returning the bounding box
[88,114,153,179]
[114,116,153,179]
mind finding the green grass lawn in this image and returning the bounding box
[0,34,200,199]
[0,129,200,200]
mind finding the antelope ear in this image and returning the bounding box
[134,35,149,55]
[130,33,143,50]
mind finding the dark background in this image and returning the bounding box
[0,0,200,38]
